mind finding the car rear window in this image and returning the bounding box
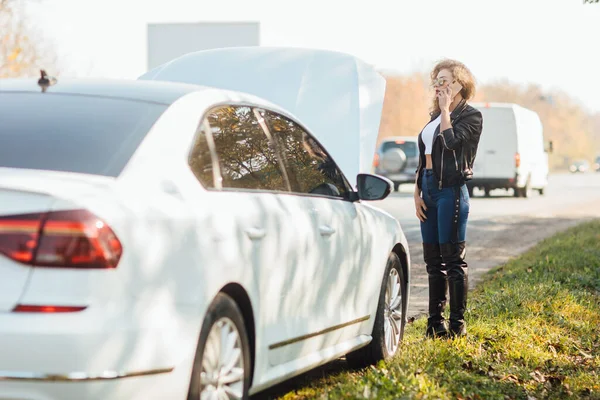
[380,140,418,157]
[0,93,167,177]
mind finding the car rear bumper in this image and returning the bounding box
[0,301,202,400]
[467,177,516,189]
[376,171,416,184]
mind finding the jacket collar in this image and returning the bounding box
[429,98,468,122]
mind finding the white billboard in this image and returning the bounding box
[147,22,260,69]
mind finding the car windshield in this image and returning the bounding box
[0,93,167,177]
[380,140,418,157]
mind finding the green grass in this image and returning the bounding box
[278,221,600,400]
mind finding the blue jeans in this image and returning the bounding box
[420,170,470,245]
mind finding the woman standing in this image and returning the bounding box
[414,60,483,337]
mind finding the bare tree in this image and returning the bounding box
[0,0,57,78]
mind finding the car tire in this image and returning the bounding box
[467,185,474,198]
[187,293,251,400]
[393,182,401,192]
[538,188,545,195]
[520,176,531,198]
[346,253,406,369]
[484,187,491,197]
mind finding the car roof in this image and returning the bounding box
[0,77,205,105]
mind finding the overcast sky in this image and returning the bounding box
[29,0,600,112]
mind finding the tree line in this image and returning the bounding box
[0,0,56,78]
[378,73,600,171]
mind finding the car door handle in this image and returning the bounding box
[319,225,336,237]
[245,227,266,241]
[486,150,496,154]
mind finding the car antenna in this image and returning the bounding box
[37,69,57,92]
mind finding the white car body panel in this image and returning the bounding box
[139,47,387,187]
[0,54,409,400]
[0,188,55,312]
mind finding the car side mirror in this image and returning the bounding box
[356,173,392,201]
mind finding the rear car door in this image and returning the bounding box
[476,106,518,180]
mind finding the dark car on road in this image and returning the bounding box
[569,159,590,173]
[374,137,419,191]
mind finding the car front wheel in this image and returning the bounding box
[188,293,251,400]
[346,252,406,368]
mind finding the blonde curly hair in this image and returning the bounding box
[430,59,476,115]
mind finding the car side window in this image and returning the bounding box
[188,121,215,188]
[191,105,290,192]
[263,110,350,199]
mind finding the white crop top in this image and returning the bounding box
[422,115,441,155]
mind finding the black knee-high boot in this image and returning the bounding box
[424,243,448,338]
[440,242,468,337]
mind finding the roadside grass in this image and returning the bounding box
[279,221,600,399]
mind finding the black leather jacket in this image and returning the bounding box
[416,100,483,190]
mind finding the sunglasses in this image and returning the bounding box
[431,77,456,88]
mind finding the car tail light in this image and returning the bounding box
[373,153,380,168]
[0,209,122,269]
[12,304,87,313]
[515,153,521,168]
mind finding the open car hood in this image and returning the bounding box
[138,47,385,187]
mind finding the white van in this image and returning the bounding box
[468,102,552,198]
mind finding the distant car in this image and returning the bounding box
[569,160,590,173]
[0,48,412,400]
[593,156,600,172]
[374,137,419,191]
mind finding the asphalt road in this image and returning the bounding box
[375,172,600,317]
[253,172,600,399]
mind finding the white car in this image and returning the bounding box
[0,48,411,400]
